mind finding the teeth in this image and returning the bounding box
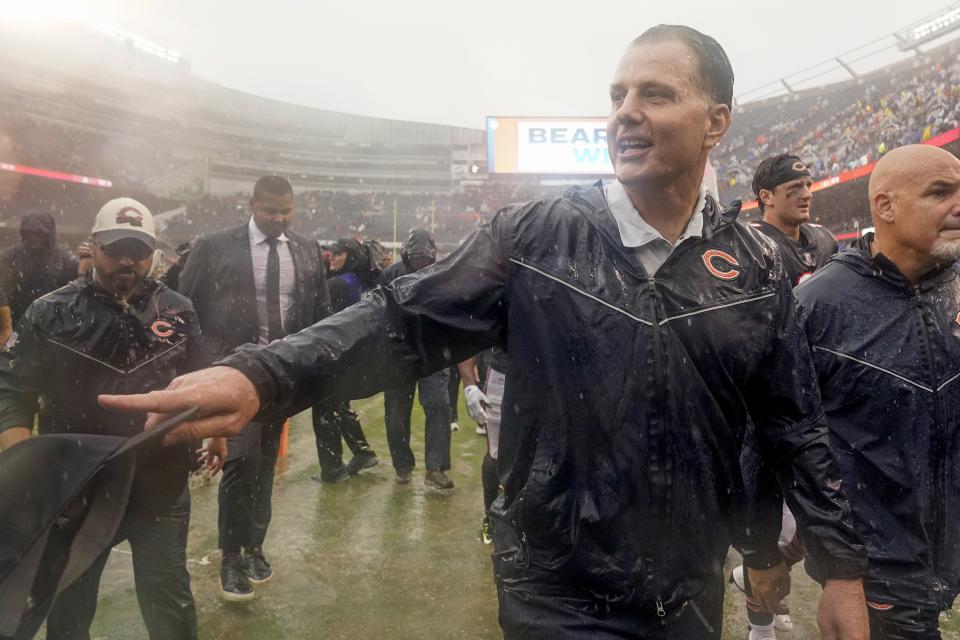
[619,140,650,151]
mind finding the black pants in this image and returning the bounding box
[218,420,283,554]
[447,367,460,423]
[383,369,451,473]
[45,489,197,640]
[311,402,374,473]
[868,603,942,639]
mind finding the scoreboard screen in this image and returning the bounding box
[486,117,613,175]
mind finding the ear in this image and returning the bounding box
[872,190,896,224]
[704,103,732,150]
[759,188,776,209]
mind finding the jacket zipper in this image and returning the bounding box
[915,287,945,582]
[647,276,669,620]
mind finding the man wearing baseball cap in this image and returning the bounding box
[750,154,839,286]
[0,197,222,639]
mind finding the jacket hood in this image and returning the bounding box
[400,228,437,269]
[333,238,369,275]
[20,212,56,249]
[332,238,380,288]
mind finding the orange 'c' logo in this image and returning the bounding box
[151,320,174,338]
[702,249,741,281]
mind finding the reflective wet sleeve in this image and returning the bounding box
[0,305,46,433]
[734,435,788,571]
[219,210,514,422]
[744,275,867,580]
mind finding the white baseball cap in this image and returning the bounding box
[91,197,156,249]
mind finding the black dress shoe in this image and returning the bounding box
[244,547,273,584]
[311,466,350,484]
[345,452,379,476]
[220,553,255,602]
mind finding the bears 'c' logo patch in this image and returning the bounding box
[701,249,741,281]
[117,207,144,227]
[151,320,174,338]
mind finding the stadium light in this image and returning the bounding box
[896,2,960,50]
[0,0,111,28]
[0,0,182,65]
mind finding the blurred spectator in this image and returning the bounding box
[0,212,78,344]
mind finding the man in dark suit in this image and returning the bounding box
[178,175,330,602]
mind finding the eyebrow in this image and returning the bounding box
[924,179,960,191]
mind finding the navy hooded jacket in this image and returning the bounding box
[796,249,960,610]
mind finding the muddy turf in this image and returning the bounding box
[50,394,960,639]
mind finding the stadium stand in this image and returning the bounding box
[715,40,960,206]
[1,21,959,250]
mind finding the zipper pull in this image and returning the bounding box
[655,596,666,618]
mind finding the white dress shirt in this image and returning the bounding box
[604,180,707,277]
[248,218,295,345]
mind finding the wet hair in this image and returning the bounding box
[632,25,734,109]
[253,175,293,201]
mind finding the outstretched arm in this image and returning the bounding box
[100,212,518,443]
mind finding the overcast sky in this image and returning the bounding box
[13,0,960,128]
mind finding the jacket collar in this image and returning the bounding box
[833,248,957,292]
[603,180,706,248]
[574,180,741,239]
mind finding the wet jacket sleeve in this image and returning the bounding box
[743,275,867,580]
[0,305,47,432]
[735,433,786,570]
[176,237,210,316]
[0,256,12,308]
[180,304,210,373]
[218,214,513,422]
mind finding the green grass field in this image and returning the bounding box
[65,393,960,639]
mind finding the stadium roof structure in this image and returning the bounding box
[736,2,960,104]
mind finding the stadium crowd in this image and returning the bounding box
[714,41,960,201]
[4,20,960,640]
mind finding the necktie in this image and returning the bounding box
[266,237,282,340]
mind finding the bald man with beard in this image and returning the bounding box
[795,145,960,639]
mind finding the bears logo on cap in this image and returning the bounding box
[116,207,144,228]
[792,161,807,172]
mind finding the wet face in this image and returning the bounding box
[607,40,729,190]
[877,153,960,263]
[251,191,294,238]
[762,178,813,226]
[407,256,433,272]
[20,231,47,253]
[92,237,153,298]
[329,251,348,272]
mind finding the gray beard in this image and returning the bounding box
[930,240,960,263]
